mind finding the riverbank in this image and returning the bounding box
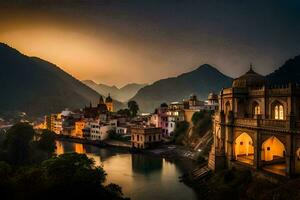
[56,135,204,198]
[55,135,131,149]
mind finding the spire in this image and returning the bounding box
[105,93,113,103]
[247,62,255,74]
[99,96,104,104]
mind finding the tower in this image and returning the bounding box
[105,93,113,112]
[99,96,104,105]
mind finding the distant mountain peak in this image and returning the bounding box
[83,81,146,102]
[195,64,220,72]
[131,63,233,112]
[82,80,98,85]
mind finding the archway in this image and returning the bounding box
[261,136,286,176]
[261,136,285,161]
[234,132,254,165]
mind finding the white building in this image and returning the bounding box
[167,102,185,136]
[84,119,116,141]
[116,126,129,135]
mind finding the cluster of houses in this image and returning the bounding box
[150,93,219,137]
[41,93,218,149]
[43,95,131,141]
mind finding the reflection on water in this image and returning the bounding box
[132,154,163,175]
[55,141,197,200]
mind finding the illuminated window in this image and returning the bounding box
[254,105,261,115]
[274,104,284,120]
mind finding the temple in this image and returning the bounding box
[209,65,300,177]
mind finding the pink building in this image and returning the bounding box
[150,103,169,137]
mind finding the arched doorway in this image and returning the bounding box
[261,136,285,161]
[234,132,254,165]
[261,136,286,176]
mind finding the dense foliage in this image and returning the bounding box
[0,123,128,200]
[127,100,139,118]
[192,111,212,137]
[172,121,189,144]
[117,108,131,118]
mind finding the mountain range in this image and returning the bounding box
[82,80,147,102]
[1,42,299,117]
[130,64,233,112]
[0,43,123,118]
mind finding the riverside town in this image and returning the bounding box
[1,1,300,200]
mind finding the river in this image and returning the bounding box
[56,140,198,200]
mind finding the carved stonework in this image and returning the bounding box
[210,69,300,176]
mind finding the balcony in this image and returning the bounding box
[234,118,289,130]
[259,119,287,128]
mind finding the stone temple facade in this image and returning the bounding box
[209,65,300,177]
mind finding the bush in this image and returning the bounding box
[192,111,205,125]
[172,121,189,144]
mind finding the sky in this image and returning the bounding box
[0,0,300,87]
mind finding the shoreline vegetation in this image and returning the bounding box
[0,123,129,200]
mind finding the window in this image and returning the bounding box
[274,104,284,120]
[254,105,261,115]
[225,101,231,114]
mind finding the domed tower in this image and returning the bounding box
[232,64,265,88]
[105,93,113,112]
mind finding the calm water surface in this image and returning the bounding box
[56,140,198,200]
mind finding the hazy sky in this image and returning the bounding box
[0,0,300,87]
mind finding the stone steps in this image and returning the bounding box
[191,165,211,181]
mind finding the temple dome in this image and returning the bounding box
[232,65,265,88]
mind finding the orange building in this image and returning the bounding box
[73,119,86,138]
[105,94,114,112]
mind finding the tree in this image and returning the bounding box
[191,111,205,125]
[128,100,139,118]
[160,103,168,108]
[36,129,56,156]
[42,153,107,186]
[4,123,35,165]
[172,121,189,144]
[0,153,128,199]
[117,108,131,118]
